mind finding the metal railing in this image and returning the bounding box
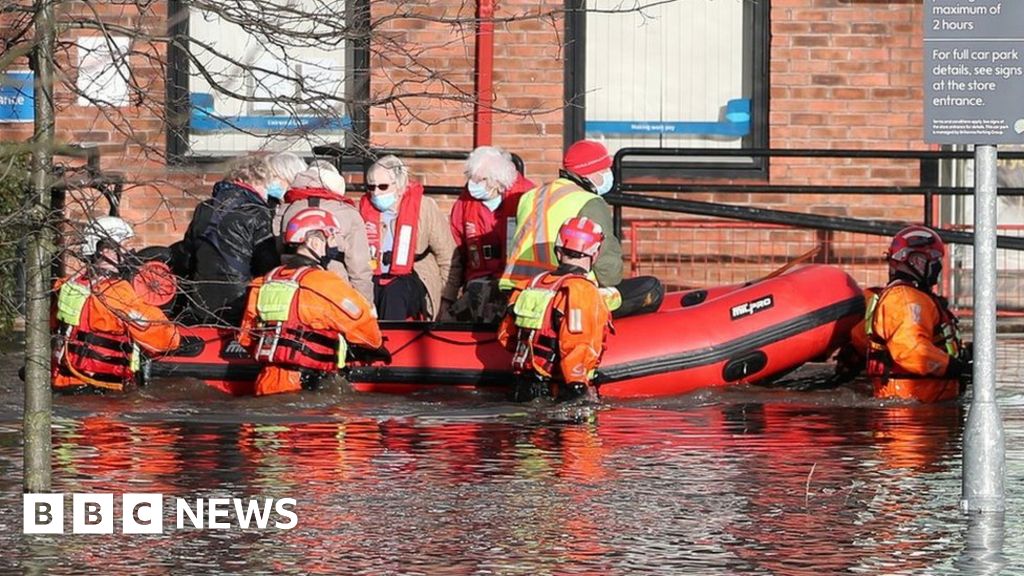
[609,147,1024,244]
[608,147,1024,314]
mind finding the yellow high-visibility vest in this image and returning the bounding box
[499,178,594,290]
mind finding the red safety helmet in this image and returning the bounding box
[556,216,604,258]
[887,225,945,286]
[283,208,340,245]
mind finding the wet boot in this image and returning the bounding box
[300,369,326,391]
[511,376,550,402]
[558,382,598,403]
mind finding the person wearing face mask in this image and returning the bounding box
[238,208,389,396]
[177,155,281,325]
[266,152,308,209]
[51,216,181,392]
[359,155,460,321]
[862,225,970,403]
[449,146,536,323]
[500,139,663,318]
[275,160,374,303]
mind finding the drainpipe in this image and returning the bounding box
[474,0,495,147]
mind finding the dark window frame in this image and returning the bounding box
[165,0,370,164]
[563,0,770,180]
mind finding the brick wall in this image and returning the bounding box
[1,0,930,287]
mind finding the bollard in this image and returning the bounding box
[961,144,1005,513]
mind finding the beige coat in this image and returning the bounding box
[371,195,462,320]
[274,194,375,303]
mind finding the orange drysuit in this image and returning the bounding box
[497,270,612,388]
[52,273,181,391]
[866,281,963,403]
[238,261,383,396]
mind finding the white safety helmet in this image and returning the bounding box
[81,216,134,256]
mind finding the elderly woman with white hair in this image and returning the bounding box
[274,160,374,302]
[265,151,308,205]
[359,155,460,321]
[448,146,535,323]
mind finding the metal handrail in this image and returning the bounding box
[612,147,1024,161]
[608,147,1024,250]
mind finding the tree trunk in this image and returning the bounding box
[24,0,56,494]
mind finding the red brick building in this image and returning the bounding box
[1,1,937,288]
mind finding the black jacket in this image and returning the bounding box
[179,180,279,324]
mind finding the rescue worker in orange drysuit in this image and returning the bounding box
[859,225,970,402]
[239,208,390,396]
[52,216,181,392]
[498,216,613,402]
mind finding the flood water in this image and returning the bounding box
[0,339,1022,575]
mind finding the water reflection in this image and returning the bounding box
[0,400,977,574]
[3,346,1024,573]
[955,512,1007,576]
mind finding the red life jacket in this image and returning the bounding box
[247,266,342,372]
[866,279,962,381]
[452,177,531,282]
[359,181,424,276]
[510,272,576,379]
[54,274,135,390]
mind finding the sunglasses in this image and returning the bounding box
[366,183,391,192]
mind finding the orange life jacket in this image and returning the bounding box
[359,181,424,276]
[54,274,136,391]
[510,273,580,379]
[246,266,343,372]
[865,279,962,382]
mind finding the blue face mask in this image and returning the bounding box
[594,171,614,196]
[266,181,286,200]
[482,195,503,212]
[371,192,398,212]
[467,180,491,201]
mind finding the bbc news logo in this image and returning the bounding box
[24,494,298,534]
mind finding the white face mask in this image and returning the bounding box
[594,170,614,196]
[371,191,398,212]
[482,195,502,212]
[467,180,492,201]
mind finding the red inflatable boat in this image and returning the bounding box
[144,264,864,398]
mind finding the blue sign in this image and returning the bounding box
[189,92,350,134]
[586,98,751,137]
[0,71,34,123]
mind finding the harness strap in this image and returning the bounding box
[272,339,337,364]
[283,327,337,349]
[66,343,132,367]
[57,355,126,391]
[71,331,133,354]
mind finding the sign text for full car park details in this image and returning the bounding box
[924,0,1024,144]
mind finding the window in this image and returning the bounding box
[169,0,363,158]
[565,0,768,177]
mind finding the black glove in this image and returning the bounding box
[944,356,966,379]
[831,344,864,384]
[959,341,973,365]
[352,344,392,365]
